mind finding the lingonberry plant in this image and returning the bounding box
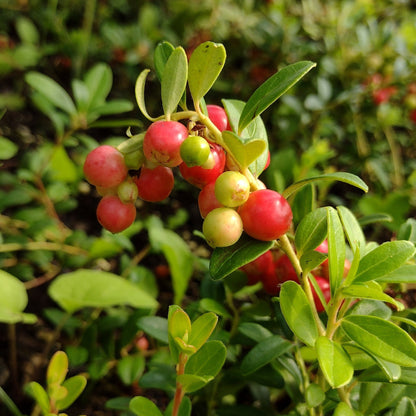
[82,41,416,415]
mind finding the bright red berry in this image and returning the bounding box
[241,250,274,286]
[198,182,223,218]
[96,195,136,233]
[206,104,231,132]
[143,120,188,167]
[179,143,226,189]
[372,86,397,105]
[83,145,128,188]
[238,189,292,241]
[315,240,351,279]
[134,165,174,202]
[274,253,299,284]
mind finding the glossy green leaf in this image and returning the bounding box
[161,47,188,117]
[341,315,416,366]
[359,366,416,385]
[327,207,345,294]
[25,382,50,414]
[0,270,36,324]
[165,396,192,416]
[222,131,266,169]
[135,69,158,121]
[154,41,175,81]
[136,316,168,344]
[371,355,402,382]
[168,306,191,341]
[209,234,274,280]
[48,269,158,314]
[342,281,404,311]
[92,99,133,116]
[129,396,163,416]
[177,374,212,394]
[333,402,360,416]
[240,335,292,376]
[55,375,87,411]
[316,336,354,388]
[282,172,368,199]
[0,136,18,160]
[337,206,366,253]
[300,251,327,275]
[199,298,232,318]
[47,351,68,388]
[117,354,145,385]
[48,145,78,183]
[189,312,218,352]
[305,384,325,408]
[346,299,392,320]
[295,207,328,257]
[185,340,226,380]
[238,322,273,343]
[84,63,112,109]
[393,397,416,416]
[352,241,416,284]
[291,183,315,226]
[238,61,316,134]
[377,264,416,283]
[188,41,226,105]
[279,281,319,347]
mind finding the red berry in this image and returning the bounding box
[198,182,223,218]
[135,165,174,202]
[179,143,226,189]
[238,189,292,241]
[83,145,128,188]
[372,86,397,105]
[143,120,188,167]
[315,239,351,279]
[206,104,231,132]
[274,254,299,284]
[241,250,274,286]
[135,335,149,351]
[410,109,416,124]
[312,275,331,313]
[96,195,136,233]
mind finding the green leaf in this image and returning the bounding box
[333,402,360,416]
[129,396,163,416]
[341,281,404,311]
[0,136,18,160]
[300,250,327,275]
[222,131,266,170]
[25,71,76,115]
[72,79,89,111]
[55,375,87,411]
[279,281,319,347]
[305,384,325,408]
[341,315,416,367]
[168,306,191,362]
[47,145,78,183]
[165,396,192,416]
[316,336,354,388]
[337,206,366,253]
[377,264,416,283]
[240,335,292,376]
[327,207,345,294]
[238,61,316,134]
[393,397,416,416]
[161,47,188,117]
[48,269,158,314]
[117,354,145,385]
[352,241,416,283]
[295,207,328,257]
[189,312,218,351]
[136,316,168,344]
[84,63,112,109]
[177,374,212,394]
[359,366,416,385]
[282,172,368,199]
[154,41,175,81]
[209,234,274,280]
[148,227,194,305]
[135,69,158,121]
[185,340,226,380]
[92,99,133,116]
[25,382,50,414]
[188,41,226,105]
[238,322,273,343]
[0,270,36,324]
[199,298,232,318]
[47,351,68,388]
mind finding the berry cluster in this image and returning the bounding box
[83,104,292,248]
[240,240,351,312]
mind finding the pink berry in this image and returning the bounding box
[143,120,188,167]
[135,165,174,202]
[238,189,292,241]
[83,145,128,188]
[198,182,223,218]
[96,195,136,233]
[206,104,231,132]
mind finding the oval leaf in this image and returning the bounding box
[327,207,345,294]
[177,374,211,394]
[188,41,226,105]
[161,47,188,117]
[337,206,366,253]
[238,61,316,134]
[55,375,87,411]
[135,69,158,121]
[279,281,319,347]
[48,269,158,313]
[84,63,112,109]
[47,351,68,387]
[154,41,175,81]
[129,396,163,416]
[189,312,218,351]
[341,315,416,367]
[316,336,354,388]
[377,264,416,284]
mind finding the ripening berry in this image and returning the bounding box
[214,171,250,208]
[96,195,136,233]
[83,145,128,188]
[202,207,243,248]
[135,165,174,202]
[117,180,138,204]
[180,135,211,167]
[274,253,299,284]
[143,120,188,167]
[238,189,292,241]
[240,250,275,286]
[206,104,231,132]
[198,182,223,218]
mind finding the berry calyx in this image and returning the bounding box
[135,165,174,202]
[202,207,243,248]
[180,135,211,167]
[198,182,223,218]
[143,120,188,167]
[206,104,231,132]
[214,171,250,208]
[96,195,136,233]
[83,145,128,188]
[179,143,226,189]
[238,189,293,241]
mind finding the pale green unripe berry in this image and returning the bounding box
[202,207,243,248]
[180,135,211,167]
[117,180,138,204]
[214,171,250,208]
